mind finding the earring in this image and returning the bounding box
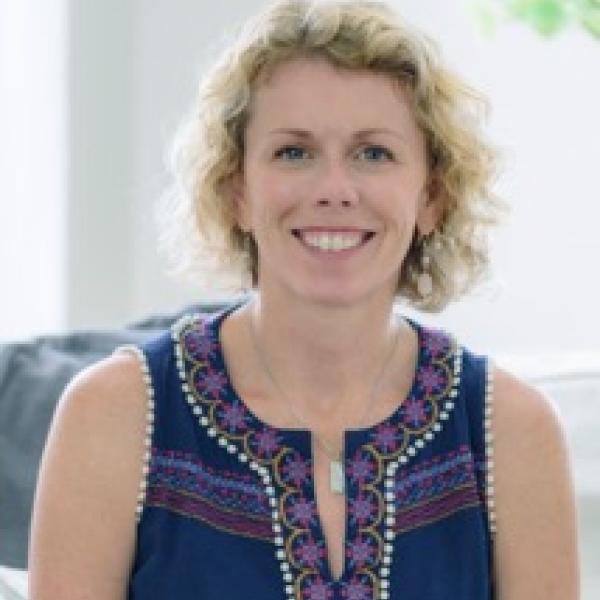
[240,232,255,291]
[416,232,441,298]
[242,231,252,254]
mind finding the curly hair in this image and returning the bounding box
[157,0,508,312]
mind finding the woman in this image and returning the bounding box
[28,1,580,598]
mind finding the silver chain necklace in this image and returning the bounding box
[245,302,401,495]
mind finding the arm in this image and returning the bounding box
[492,366,580,599]
[28,352,148,600]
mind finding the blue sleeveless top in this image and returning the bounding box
[126,300,496,599]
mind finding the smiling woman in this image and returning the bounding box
[159,8,506,314]
[28,1,579,599]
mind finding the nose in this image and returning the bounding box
[313,158,359,208]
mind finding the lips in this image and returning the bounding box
[290,228,376,253]
[291,227,375,234]
[291,227,376,241]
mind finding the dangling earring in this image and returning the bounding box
[417,253,433,298]
[242,231,252,255]
[241,231,258,289]
[416,232,441,298]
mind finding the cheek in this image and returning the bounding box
[369,179,419,221]
[256,173,303,215]
[245,179,294,233]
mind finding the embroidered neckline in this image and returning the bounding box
[172,300,462,599]
[212,301,427,437]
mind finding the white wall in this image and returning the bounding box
[66,0,136,330]
[0,0,68,340]
[128,0,266,321]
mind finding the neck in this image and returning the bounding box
[235,291,405,422]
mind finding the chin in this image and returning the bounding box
[290,281,394,309]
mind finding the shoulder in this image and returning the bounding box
[489,365,580,598]
[28,350,150,596]
[490,365,573,491]
[491,364,565,444]
[44,348,149,491]
[60,349,149,425]
[42,349,150,508]
[51,350,151,477]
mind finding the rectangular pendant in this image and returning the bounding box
[330,459,345,494]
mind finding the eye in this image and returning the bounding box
[357,145,395,162]
[274,145,309,161]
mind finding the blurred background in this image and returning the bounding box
[0,0,598,596]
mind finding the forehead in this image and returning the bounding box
[247,56,419,137]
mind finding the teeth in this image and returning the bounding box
[299,232,365,251]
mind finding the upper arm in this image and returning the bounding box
[491,365,580,600]
[28,351,149,600]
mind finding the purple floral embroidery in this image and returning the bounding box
[371,422,399,454]
[347,451,376,486]
[346,534,377,569]
[194,367,228,397]
[216,400,250,433]
[302,574,335,600]
[348,493,378,528]
[401,396,431,428]
[178,311,460,594]
[293,534,326,568]
[281,452,311,487]
[340,574,372,600]
[418,364,447,395]
[286,495,317,527]
[423,329,449,358]
[182,324,217,361]
[248,427,282,459]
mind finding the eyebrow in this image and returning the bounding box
[268,127,406,142]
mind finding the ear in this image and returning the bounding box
[416,174,446,237]
[225,171,251,233]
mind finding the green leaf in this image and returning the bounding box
[506,0,537,19]
[579,0,600,37]
[581,12,600,36]
[528,0,570,36]
[503,0,571,36]
[467,0,600,41]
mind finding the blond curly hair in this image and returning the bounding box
[157,0,508,312]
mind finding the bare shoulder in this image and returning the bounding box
[66,348,148,406]
[28,350,149,599]
[493,366,564,431]
[45,350,149,472]
[490,365,580,600]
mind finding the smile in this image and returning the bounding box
[291,229,376,254]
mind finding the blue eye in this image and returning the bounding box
[358,146,394,161]
[274,146,308,160]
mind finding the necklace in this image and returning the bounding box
[245,301,402,495]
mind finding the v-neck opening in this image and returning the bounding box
[176,299,459,593]
[207,299,424,588]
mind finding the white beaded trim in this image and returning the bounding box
[172,314,299,599]
[113,344,155,524]
[484,358,497,536]
[378,342,463,599]
[173,314,463,599]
